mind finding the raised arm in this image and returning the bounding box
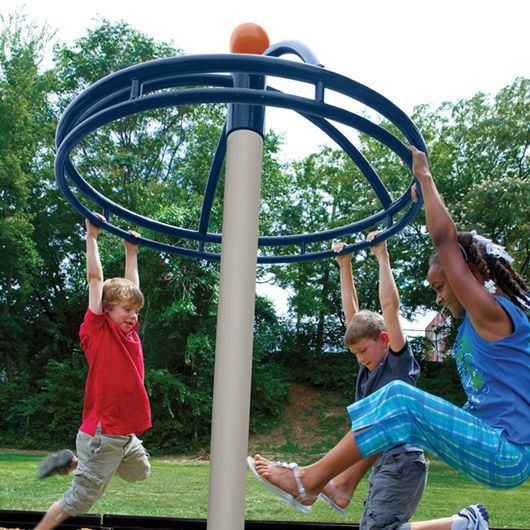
[332,242,359,325]
[367,231,406,352]
[410,147,461,254]
[123,231,141,287]
[85,214,105,314]
[410,146,510,337]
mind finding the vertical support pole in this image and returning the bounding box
[206,129,263,530]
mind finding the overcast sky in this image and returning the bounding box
[4,0,529,127]
[3,0,528,326]
[3,0,529,158]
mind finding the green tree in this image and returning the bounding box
[0,12,58,384]
[425,78,529,274]
[0,17,292,452]
[260,78,529,388]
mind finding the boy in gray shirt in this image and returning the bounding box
[248,231,488,529]
[325,232,427,529]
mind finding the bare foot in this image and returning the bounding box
[254,454,318,507]
[322,479,351,509]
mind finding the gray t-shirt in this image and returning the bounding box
[356,340,422,455]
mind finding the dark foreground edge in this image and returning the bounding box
[0,510,523,530]
[0,511,358,530]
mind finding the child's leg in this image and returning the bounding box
[115,434,150,482]
[34,502,70,530]
[34,429,119,530]
[360,450,428,530]
[406,518,452,530]
[322,455,378,508]
[348,381,530,489]
[404,504,489,530]
[59,430,125,515]
[254,429,367,505]
[252,381,527,508]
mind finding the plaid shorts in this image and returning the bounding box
[347,381,530,489]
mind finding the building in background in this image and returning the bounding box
[425,312,451,361]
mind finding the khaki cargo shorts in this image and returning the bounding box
[59,426,150,515]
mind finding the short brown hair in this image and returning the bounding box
[344,310,386,347]
[102,278,144,309]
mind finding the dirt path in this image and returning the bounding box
[248,381,349,455]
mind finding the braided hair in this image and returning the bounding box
[430,231,530,313]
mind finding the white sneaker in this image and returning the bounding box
[457,504,489,530]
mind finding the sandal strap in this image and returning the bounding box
[274,461,308,501]
[327,479,352,502]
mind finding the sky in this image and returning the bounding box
[4,0,528,160]
[3,0,529,329]
[4,0,529,152]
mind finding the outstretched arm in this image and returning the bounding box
[410,147,459,253]
[332,242,359,325]
[85,214,105,314]
[123,231,140,288]
[367,231,406,352]
[410,146,509,337]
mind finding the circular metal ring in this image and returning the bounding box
[55,53,426,263]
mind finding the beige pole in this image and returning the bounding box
[206,128,263,530]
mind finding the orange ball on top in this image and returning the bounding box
[230,23,270,54]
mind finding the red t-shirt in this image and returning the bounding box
[79,308,152,436]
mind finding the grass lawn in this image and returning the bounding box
[1,451,529,528]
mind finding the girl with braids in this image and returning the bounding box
[248,147,529,530]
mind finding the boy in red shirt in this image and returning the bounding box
[35,213,152,530]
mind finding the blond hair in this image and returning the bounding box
[344,310,386,347]
[102,278,144,309]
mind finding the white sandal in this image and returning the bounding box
[246,456,317,513]
[319,478,351,515]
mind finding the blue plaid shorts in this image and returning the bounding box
[347,381,530,489]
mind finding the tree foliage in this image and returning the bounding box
[0,16,288,453]
[0,13,528,453]
[263,79,529,366]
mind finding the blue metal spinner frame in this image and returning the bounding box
[55,41,427,264]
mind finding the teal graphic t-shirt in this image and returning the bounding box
[454,296,530,445]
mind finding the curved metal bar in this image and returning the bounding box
[55,53,426,263]
[258,202,419,264]
[59,74,234,140]
[302,113,393,208]
[263,40,323,66]
[57,87,415,168]
[198,123,227,237]
[263,85,393,208]
[56,87,418,232]
[56,54,426,150]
